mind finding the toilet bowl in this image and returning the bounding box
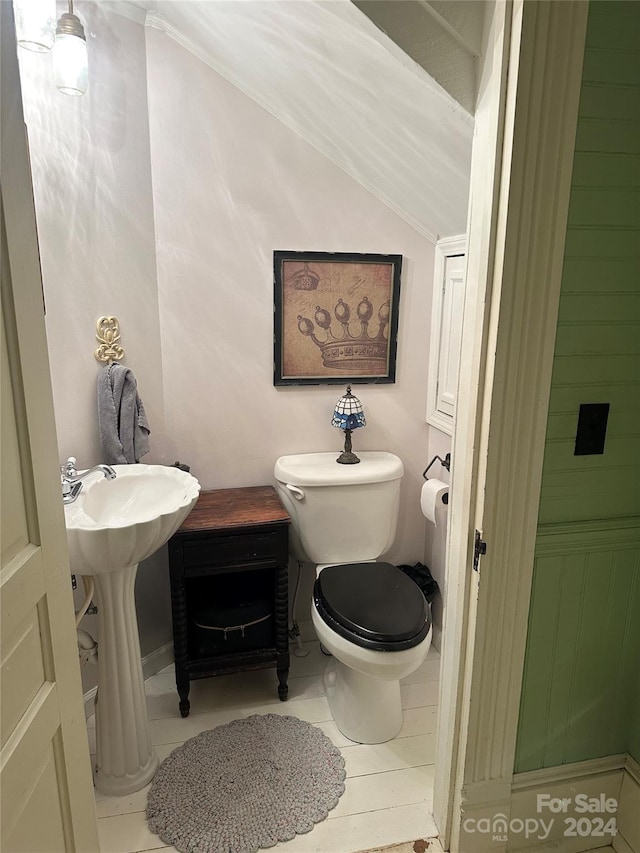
[274,452,432,744]
[313,561,432,742]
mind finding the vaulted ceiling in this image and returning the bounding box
[130,0,477,240]
[354,1,484,114]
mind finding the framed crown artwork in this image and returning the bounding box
[274,251,402,385]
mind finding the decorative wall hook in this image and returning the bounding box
[95,316,125,364]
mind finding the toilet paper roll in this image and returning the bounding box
[420,478,449,524]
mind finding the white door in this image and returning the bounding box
[434,2,589,851]
[0,5,99,851]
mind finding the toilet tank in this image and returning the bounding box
[274,452,403,565]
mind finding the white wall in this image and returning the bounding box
[18,2,470,666]
[146,27,442,568]
[18,3,167,468]
[424,426,452,642]
[17,3,171,695]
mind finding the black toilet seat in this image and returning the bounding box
[313,562,431,652]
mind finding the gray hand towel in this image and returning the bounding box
[97,363,151,464]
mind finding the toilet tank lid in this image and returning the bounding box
[274,452,403,486]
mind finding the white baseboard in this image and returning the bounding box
[613,835,634,853]
[507,755,640,853]
[509,756,626,853]
[511,754,627,792]
[614,757,640,853]
[624,756,640,786]
[140,640,175,681]
[454,755,634,853]
[295,619,317,644]
[83,686,97,718]
[83,641,174,718]
[431,623,442,653]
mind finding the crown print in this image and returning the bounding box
[297,296,390,371]
[290,262,320,291]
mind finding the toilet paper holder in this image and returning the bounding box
[422,454,450,506]
[422,453,451,480]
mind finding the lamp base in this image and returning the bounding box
[336,428,361,464]
[336,450,361,465]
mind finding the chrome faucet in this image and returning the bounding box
[61,457,117,504]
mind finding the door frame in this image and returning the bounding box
[1,4,99,849]
[434,2,590,849]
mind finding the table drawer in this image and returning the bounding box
[182,530,286,568]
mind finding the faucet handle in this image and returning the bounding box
[64,457,78,477]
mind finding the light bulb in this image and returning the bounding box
[53,13,88,96]
[14,0,56,52]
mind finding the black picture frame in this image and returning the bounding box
[273,250,402,386]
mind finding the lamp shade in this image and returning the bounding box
[53,11,88,95]
[14,0,56,52]
[331,385,366,431]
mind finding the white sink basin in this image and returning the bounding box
[64,462,200,797]
[65,463,200,575]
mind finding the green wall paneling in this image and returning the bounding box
[557,292,640,323]
[563,229,638,258]
[515,523,640,773]
[629,676,640,763]
[553,325,640,358]
[539,471,640,526]
[545,410,640,439]
[571,154,639,190]
[579,85,640,121]
[516,0,640,773]
[582,50,640,89]
[547,383,640,416]
[567,188,639,228]
[543,436,633,472]
[584,7,640,53]
[550,354,638,386]
[575,119,639,155]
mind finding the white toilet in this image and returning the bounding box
[274,451,432,744]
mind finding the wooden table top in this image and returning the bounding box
[175,486,290,534]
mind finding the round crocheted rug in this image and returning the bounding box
[147,713,346,853]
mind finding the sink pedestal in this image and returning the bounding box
[64,465,201,793]
[92,563,159,796]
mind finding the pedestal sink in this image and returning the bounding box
[65,464,200,796]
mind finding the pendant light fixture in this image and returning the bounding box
[14,0,56,52]
[53,1,88,96]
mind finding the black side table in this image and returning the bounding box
[167,486,290,717]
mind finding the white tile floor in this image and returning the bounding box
[88,641,441,853]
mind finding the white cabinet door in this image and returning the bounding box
[426,237,466,435]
